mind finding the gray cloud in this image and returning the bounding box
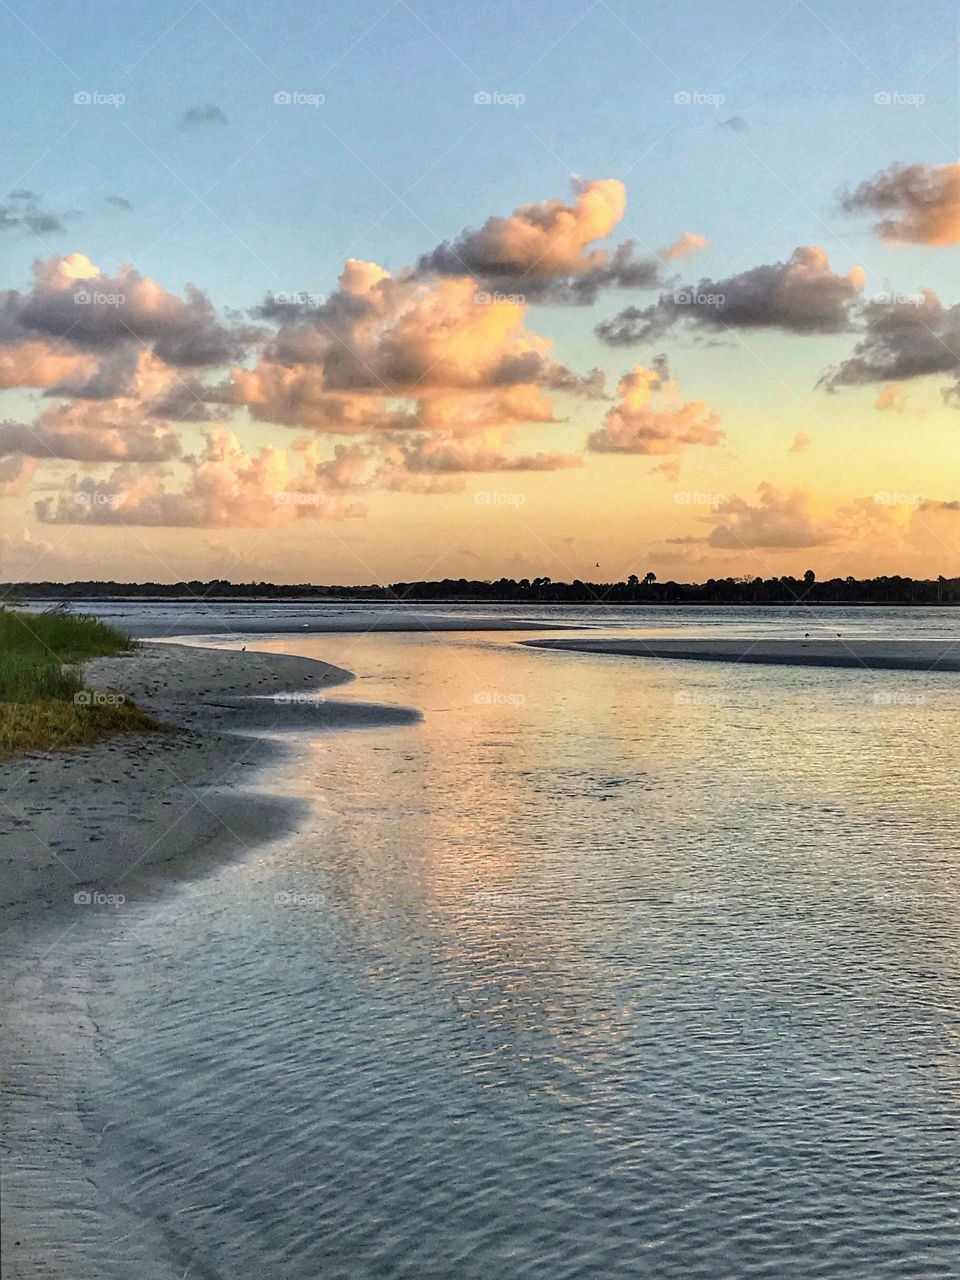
[819,291,960,390]
[0,191,67,236]
[596,246,864,345]
[180,103,228,128]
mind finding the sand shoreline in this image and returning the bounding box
[0,641,421,932]
[522,636,960,672]
[0,639,423,1279]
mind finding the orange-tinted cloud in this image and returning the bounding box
[840,162,960,246]
[587,360,722,456]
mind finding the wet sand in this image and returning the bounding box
[523,636,960,672]
[0,641,418,929]
[0,640,422,1278]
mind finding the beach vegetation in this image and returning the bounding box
[0,608,159,758]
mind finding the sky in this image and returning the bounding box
[0,0,958,585]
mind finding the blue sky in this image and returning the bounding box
[1,0,957,582]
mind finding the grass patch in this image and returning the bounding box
[0,607,160,758]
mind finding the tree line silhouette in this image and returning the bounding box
[4,572,960,606]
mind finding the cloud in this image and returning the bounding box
[180,103,228,128]
[657,232,708,262]
[874,383,907,413]
[105,195,132,210]
[255,264,596,394]
[697,483,835,548]
[0,341,97,390]
[719,116,748,133]
[416,178,664,303]
[0,455,38,495]
[587,359,722,456]
[596,246,865,344]
[819,289,960,389]
[390,435,583,473]
[0,401,181,462]
[789,431,811,453]
[0,191,66,236]
[839,162,960,246]
[1,252,259,369]
[35,427,360,526]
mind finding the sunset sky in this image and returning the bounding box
[1,0,957,585]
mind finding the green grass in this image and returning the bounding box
[0,608,160,758]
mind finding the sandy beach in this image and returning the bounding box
[0,639,424,1279]
[0,641,419,929]
[523,636,960,672]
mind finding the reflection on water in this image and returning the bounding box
[10,629,960,1278]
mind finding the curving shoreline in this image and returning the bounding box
[0,640,422,1279]
[0,641,419,931]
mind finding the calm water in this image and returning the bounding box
[8,615,960,1278]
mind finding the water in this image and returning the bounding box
[6,614,960,1278]
[45,597,960,641]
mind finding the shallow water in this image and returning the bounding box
[6,620,960,1278]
